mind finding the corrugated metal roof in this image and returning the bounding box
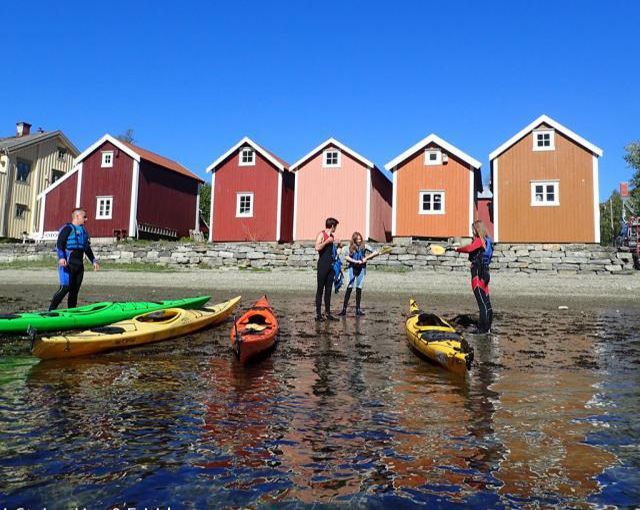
[120,140,203,182]
[0,131,58,150]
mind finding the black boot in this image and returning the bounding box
[355,289,365,316]
[338,288,352,316]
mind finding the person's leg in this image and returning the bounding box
[339,287,352,315]
[315,267,326,319]
[355,270,365,315]
[473,286,489,332]
[49,264,70,311]
[67,262,84,309]
[483,268,493,332]
[324,269,336,318]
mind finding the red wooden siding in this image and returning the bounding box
[212,147,280,242]
[136,160,199,238]
[279,170,295,242]
[475,198,494,238]
[370,169,392,242]
[43,173,78,231]
[80,141,134,237]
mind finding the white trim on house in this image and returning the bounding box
[391,170,397,236]
[468,165,474,237]
[101,151,114,168]
[419,190,445,215]
[276,172,282,241]
[385,133,482,171]
[195,183,201,231]
[38,194,46,237]
[489,114,603,160]
[38,161,80,199]
[290,137,373,171]
[129,159,140,237]
[238,147,256,167]
[493,159,499,242]
[532,129,555,152]
[236,192,254,218]
[75,163,83,208]
[292,171,298,241]
[322,148,341,168]
[96,196,113,220]
[209,171,216,242]
[530,180,560,207]
[365,169,371,240]
[593,155,600,243]
[424,148,443,166]
[206,136,286,173]
[75,134,140,164]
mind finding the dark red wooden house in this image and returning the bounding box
[206,137,294,242]
[38,134,203,240]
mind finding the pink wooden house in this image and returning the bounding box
[291,138,391,242]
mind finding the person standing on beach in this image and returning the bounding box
[315,217,339,321]
[49,208,100,310]
[455,220,493,334]
[338,231,381,316]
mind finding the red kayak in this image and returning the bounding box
[230,296,278,363]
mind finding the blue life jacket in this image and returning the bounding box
[332,244,344,293]
[63,223,89,251]
[348,247,366,267]
[482,235,493,266]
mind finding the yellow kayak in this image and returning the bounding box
[32,296,241,360]
[405,298,473,375]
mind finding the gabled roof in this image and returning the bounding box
[75,134,202,182]
[384,133,481,171]
[290,137,373,171]
[0,130,79,155]
[489,114,603,160]
[206,136,288,173]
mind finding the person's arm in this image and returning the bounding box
[456,237,484,254]
[363,244,379,261]
[56,226,72,266]
[315,232,333,252]
[84,235,99,270]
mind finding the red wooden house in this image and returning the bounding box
[206,137,294,242]
[38,134,203,240]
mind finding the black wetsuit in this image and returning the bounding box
[457,237,493,333]
[316,232,335,317]
[49,224,96,310]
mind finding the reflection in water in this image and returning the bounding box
[0,293,638,506]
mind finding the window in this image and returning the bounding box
[96,196,113,219]
[419,191,445,214]
[531,181,559,206]
[239,147,256,166]
[15,204,28,219]
[236,192,254,217]
[424,149,442,166]
[323,149,341,168]
[51,169,65,183]
[533,129,555,151]
[16,159,31,183]
[57,147,67,160]
[101,151,114,168]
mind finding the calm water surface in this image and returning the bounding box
[0,288,639,508]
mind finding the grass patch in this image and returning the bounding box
[238,266,272,272]
[368,264,412,273]
[0,259,175,272]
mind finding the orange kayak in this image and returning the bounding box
[230,296,278,363]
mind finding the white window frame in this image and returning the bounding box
[239,147,256,166]
[101,151,114,168]
[419,190,445,215]
[530,180,560,207]
[424,149,443,166]
[96,196,113,219]
[236,192,254,218]
[323,149,341,168]
[532,129,555,152]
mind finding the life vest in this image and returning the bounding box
[482,235,493,266]
[332,244,344,292]
[62,223,89,251]
[348,247,366,267]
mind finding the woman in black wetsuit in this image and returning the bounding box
[315,217,339,321]
[456,220,493,334]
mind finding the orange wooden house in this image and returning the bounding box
[489,114,603,243]
[385,134,482,239]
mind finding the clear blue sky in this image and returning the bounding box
[2,1,638,199]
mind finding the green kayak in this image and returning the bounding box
[0,296,210,334]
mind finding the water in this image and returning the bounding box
[1,289,639,508]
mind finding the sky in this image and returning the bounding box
[2,0,638,200]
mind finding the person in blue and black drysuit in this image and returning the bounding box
[49,208,100,310]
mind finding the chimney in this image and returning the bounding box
[16,121,31,137]
[620,182,629,198]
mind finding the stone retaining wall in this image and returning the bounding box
[0,241,636,274]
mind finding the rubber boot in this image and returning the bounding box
[338,288,352,316]
[355,289,365,316]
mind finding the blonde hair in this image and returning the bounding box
[349,231,363,255]
[472,220,487,248]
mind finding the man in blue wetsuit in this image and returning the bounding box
[49,208,100,310]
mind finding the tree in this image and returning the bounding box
[600,190,623,246]
[624,141,640,213]
[116,128,135,144]
[199,183,211,227]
